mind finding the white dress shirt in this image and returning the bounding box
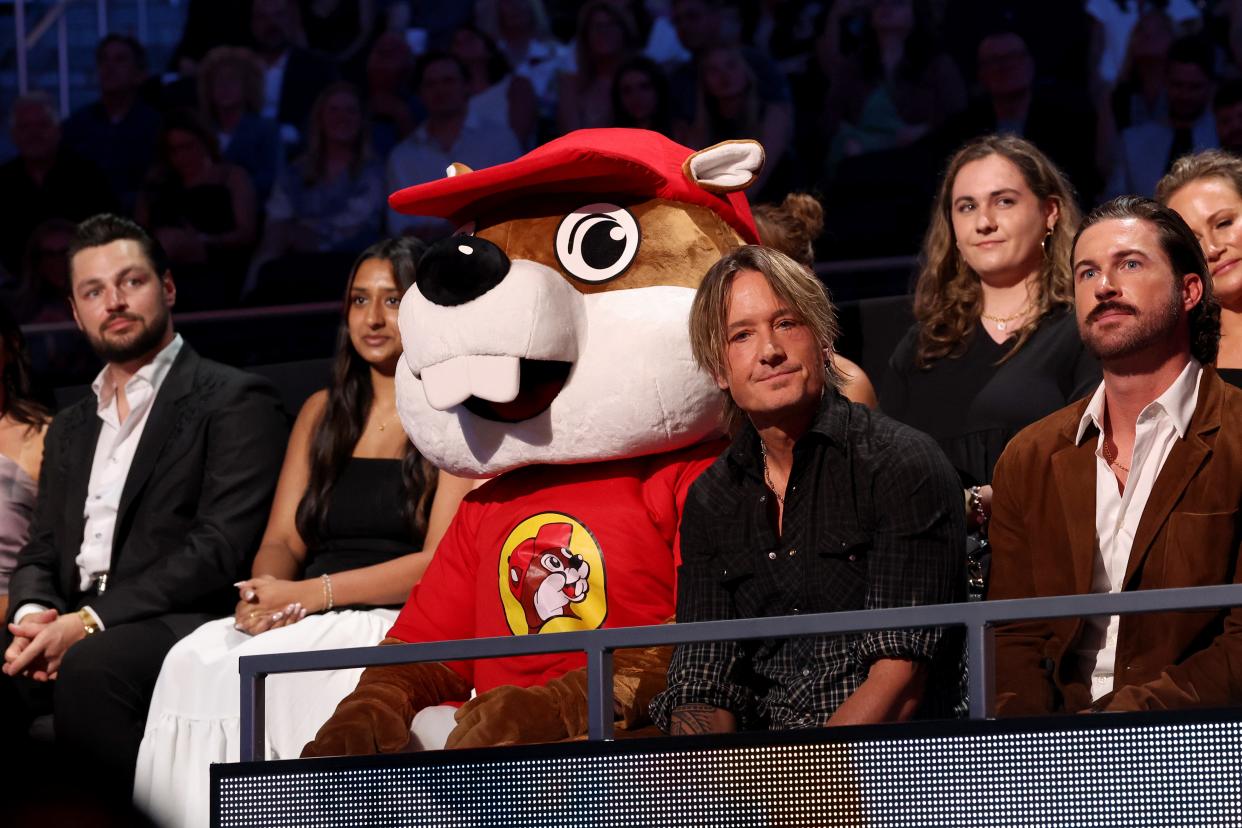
[1072,358,1203,700]
[15,335,183,629]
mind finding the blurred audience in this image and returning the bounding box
[453,24,538,149]
[668,0,793,135]
[1213,79,1242,156]
[0,94,115,277]
[250,83,385,299]
[386,53,522,240]
[1159,150,1242,386]
[880,135,1099,596]
[249,0,339,149]
[557,2,641,134]
[475,0,568,119]
[5,219,76,324]
[167,0,251,76]
[61,34,161,214]
[296,0,377,67]
[198,47,283,201]
[823,0,965,169]
[1087,0,1201,90]
[611,55,674,135]
[938,28,1100,205]
[0,306,49,622]
[1109,7,1176,133]
[137,110,258,310]
[363,31,418,160]
[1106,35,1218,198]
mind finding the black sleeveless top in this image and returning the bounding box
[1217,368,1242,390]
[303,457,420,579]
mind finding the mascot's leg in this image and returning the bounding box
[301,638,471,757]
[445,641,674,749]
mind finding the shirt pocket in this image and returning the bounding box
[1163,510,1239,587]
[815,530,871,606]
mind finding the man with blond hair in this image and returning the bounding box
[650,245,965,735]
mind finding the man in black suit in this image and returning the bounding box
[0,214,287,792]
[251,0,338,146]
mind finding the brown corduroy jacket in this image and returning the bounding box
[989,365,1242,716]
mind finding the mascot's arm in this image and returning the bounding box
[445,631,675,749]
[302,638,472,757]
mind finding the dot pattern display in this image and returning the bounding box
[215,719,1242,827]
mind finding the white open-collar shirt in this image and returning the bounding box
[1072,357,1203,700]
[14,334,183,629]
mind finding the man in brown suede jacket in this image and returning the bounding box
[989,196,1242,716]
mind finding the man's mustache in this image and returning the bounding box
[1086,300,1137,323]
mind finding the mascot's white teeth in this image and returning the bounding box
[421,355,521,411]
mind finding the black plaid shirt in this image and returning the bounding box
[650,392,966,731]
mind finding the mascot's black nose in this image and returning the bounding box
[416,234,511,306]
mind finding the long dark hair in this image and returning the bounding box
[294,237,434,547]
[0,305,50,428]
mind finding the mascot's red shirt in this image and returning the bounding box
[387,439,725,690]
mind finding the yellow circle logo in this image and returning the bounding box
[498,512,607,635]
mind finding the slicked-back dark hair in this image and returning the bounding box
[1073,196,1221,365]
[67,213,170,291]
[294,237,437,547]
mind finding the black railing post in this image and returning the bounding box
[966,616,995,720]
[586,646,615,741]
[239,662,267,762]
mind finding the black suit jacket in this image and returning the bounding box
[8,343,288,638]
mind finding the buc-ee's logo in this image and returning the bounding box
[498,512,607,635]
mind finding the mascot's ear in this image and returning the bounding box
[683,139,765,193]
[446,162,474,178]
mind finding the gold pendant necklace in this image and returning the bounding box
[981,305,1030,332]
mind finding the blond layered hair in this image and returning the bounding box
[1156,149,1242,205]
[689,245,843,433]
[914,134,1080,367]
[198,47,266,127]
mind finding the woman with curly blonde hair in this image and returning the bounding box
[879,134,1099,595]
[1158,149,1242,387]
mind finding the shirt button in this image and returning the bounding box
[790,485,796,492]
[759,495,766,503]
[788,548,797,557]
[768,551,777,560]
[848,554,857,562]
[791,606,800,614]
[94,532,101,539]
[801,668,811,677]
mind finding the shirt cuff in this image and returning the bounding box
[649,681,748,732]
[79,605,105,631]
[855,626,942,665]
[13,603,51,624]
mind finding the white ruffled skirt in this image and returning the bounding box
[133,608,399,828]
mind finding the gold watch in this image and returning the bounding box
[77,608,100,635]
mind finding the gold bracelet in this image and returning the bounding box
[321,573,334,612]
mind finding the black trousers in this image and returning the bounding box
[0,615,183,795]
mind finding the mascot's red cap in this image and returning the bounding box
[508,522,574,597]
[388,128,760,243]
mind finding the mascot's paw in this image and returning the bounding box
[446,673,588,749]
[301,644,472,758]
[301,683,417,757]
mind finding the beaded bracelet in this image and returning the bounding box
[321,573,335,611]
[968,486,988,529]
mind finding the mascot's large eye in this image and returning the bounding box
[555,203,640,284]
[541,553,565,571]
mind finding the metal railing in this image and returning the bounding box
[12,0,151,116]
[237,583,1242,762]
